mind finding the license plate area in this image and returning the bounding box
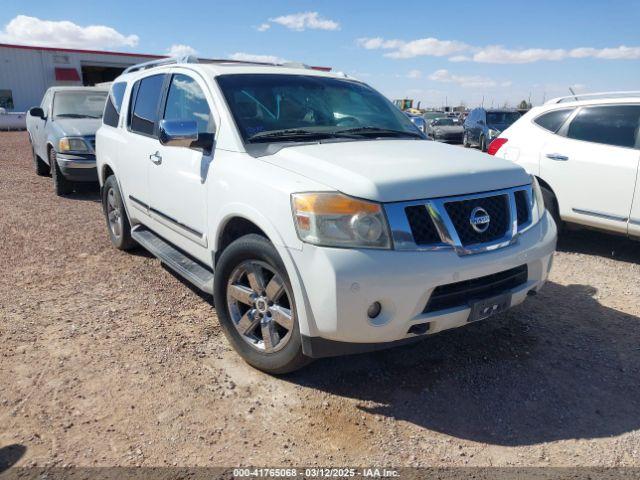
[468,293,512,323]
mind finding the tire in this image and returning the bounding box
[480,135,487,152]
[214,234,311,374]
[541,186,562,232]
[32,142,50,176]
[463,132,470,148]
[102,175,136,250]
[49,149,73,195]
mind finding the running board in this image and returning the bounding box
[131,226,214,294]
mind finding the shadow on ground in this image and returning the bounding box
[0,444,26,472]
[558,228,640,264]
[286,282,640,446]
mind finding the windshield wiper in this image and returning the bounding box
[247,129,342,143]
[335,126,424,139]
[55,113,100,119]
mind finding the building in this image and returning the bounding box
[0,43,165,112]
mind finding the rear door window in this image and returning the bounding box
[566,105,640,148]
[534,108,574,133]
[129,74,166,137]
[103,82,127,127]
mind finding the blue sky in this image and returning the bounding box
[1,0,639,107]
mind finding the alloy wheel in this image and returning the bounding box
[106,188,123,239]
[226,260,294,353]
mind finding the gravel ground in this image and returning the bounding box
[1,131,639,468]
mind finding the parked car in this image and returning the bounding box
[463,108,521,152]
[404,112,427,133]
[422,111,445,122]
[490,92,640,239]
[26,86,108,195]
[96,57,556,374]
[425,116,464,143]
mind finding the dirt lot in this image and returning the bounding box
[1,130,639,468]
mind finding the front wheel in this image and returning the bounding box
[49,149,73,195]
[541,186,562,232]
[32,143,50,176]
[214,234,311,374]
[463,132,470,148]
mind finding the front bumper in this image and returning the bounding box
[56,153,98,182]
[289,212,556,357]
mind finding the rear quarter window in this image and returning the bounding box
[534,108,574,133]
[103,82,127,127]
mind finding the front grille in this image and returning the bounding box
[405,205,440,245]
[514,190,530,226]
[424,264,528,313]
[444,194,509,245]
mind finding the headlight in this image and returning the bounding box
[292,192,391,249]
[488,128,501,138]
[59,137,90,153]
[531,176,546,222]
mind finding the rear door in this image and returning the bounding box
[540,104,640,234]
[120,73,166,219]
[148,71,216,248]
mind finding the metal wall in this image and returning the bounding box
[0,45,158,112]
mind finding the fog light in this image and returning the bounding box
[367,301,382,319]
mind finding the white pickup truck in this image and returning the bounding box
[96,57,556,373]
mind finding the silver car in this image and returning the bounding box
[26,86,108,195]
[426,116,465,144]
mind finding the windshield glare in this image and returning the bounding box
[216,74,420,141]
[486,111,521,126]
[433,118,457,126]
[53,91,108,118]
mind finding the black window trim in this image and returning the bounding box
[556,103,640,150]
[531,107,576,135]
[126,73,169,140]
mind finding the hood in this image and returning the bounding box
[264,139,531,202]
[53,118,102,136]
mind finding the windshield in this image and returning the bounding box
[486,111,521,126]
[53,91,108,118]
[216,74,422,142]
[433,118,457,126]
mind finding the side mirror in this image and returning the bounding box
[29,107,45,119]
[159,119,199,148]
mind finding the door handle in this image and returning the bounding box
[545,153,569,161]
[149,151,162,165]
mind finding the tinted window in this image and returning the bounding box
[130,74,165,136]
[163,74,214,135]
[486,111,521,126]
[534,108,573,133]
[567,105,640,148]
[103,82,127,127]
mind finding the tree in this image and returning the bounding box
[518,100,532,110]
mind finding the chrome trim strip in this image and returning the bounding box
[385,185,535,256]
[572,208,628,222]
[56,158,96,169]
[629,218,640,226]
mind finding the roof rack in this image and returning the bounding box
[546,91,640,104]
[122,56,333,74]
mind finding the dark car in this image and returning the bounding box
[425,116,464,143]
[463,108,521,152]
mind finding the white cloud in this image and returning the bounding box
[428,69,505,89]
[407,69,421,79]
[269,12,339,31]
[356,36,467,59]
[0,15,138,49]
[356,34,640,64]
[167,44,197,57]
[256,23,271,32]
[229,52,287,64]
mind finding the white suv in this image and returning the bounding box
[96,57,556,373]
[490,93,640,239]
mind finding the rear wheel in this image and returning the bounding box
[541,186,562,231]
[32,143,50,176]
[102,175,135,250]
[49,149,73,196]
[214,234,311,374]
